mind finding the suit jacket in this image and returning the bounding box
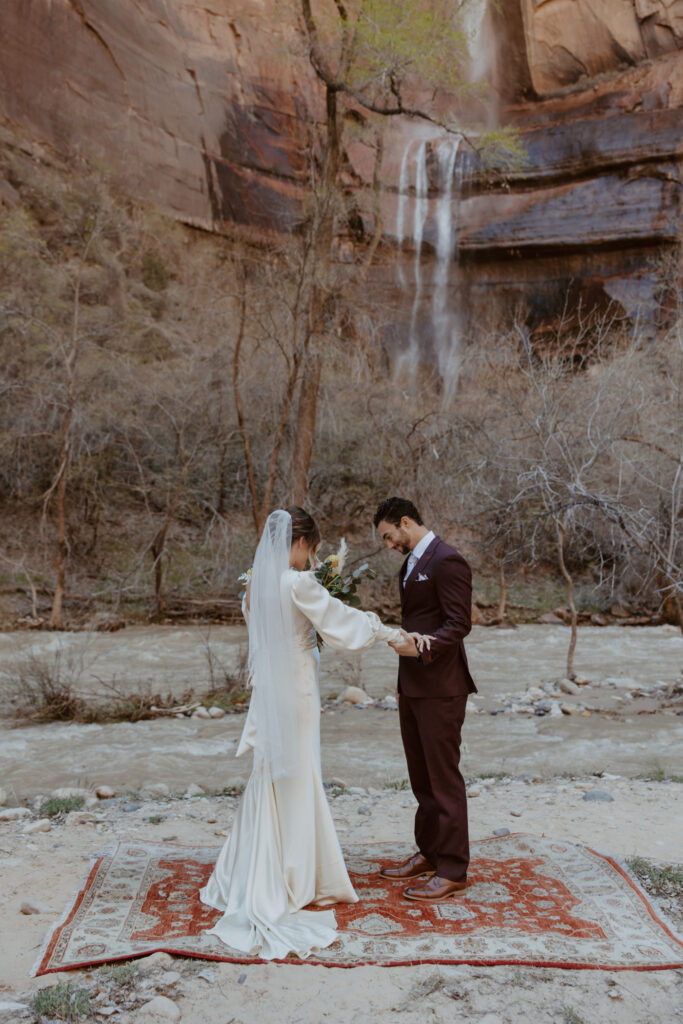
[398,535,477,698]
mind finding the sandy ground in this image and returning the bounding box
[0,624,682,1022]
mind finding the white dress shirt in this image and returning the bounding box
[403,530,435,588]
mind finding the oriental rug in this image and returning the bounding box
[33,835,683,974]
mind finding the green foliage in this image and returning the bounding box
[99,961,139,985]
[344,0,473,96]
[627,857,683,897]
[31,982,92,1021]
[39,796,85,817]
[384,778,410,790]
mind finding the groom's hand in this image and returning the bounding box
[389,633,420,658]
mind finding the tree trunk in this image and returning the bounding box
[290,353,322,506]
[497,554,507,624]
[555,521,578,679]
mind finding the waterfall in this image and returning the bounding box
[433,136,462,402]
[394,133,466,402]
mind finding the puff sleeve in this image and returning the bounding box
[291,572,401,651]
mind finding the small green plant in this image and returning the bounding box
[32,982,91,1021]
[39,796,85,817]
[147,814,165,824]
[627,857,683,897]
[100,961,138,985]
[330,786,349,797]
[384,779,410,791]
[562,1008,585,1024]
[646,767,683,783]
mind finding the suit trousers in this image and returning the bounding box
[398,693,469,882]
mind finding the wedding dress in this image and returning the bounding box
[200,558,400,960]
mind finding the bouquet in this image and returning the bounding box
[312,538,375,609]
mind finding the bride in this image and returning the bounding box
[199,506,403,960]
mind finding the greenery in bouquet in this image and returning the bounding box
[313,538,376,610]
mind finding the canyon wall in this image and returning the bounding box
[0,0,681,335]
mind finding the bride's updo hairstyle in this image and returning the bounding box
[285,506,320,549]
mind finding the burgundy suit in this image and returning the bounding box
[397,535,476,882]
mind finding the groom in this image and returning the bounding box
[373,497,476,901]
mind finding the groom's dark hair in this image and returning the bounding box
[373,497,423,529]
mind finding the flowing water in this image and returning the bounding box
[1,625,681,799]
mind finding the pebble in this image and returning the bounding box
[492,828,511,837]
[582,790,614,802]
[0,807,31,822]
[559,679,581,695]
[137,995,181,1021]
[510,810,522,817]
[357,806,372,815]
[95,785,116,799]
[23,818,51,835]
[207,706,225,718]
[467,788,481,798]
[527,687,545,699]
[192,706,211,719]
[20,900,56,914]
[561,703,577,715]
[238,973,247,984]
[123,802,142,812]
[185,783,205,797]
[338,686,373,705]
[197,968,216,984]
[330,777,348,789]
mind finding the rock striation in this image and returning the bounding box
[0,0,681,334]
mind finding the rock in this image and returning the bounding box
[197,968,216,984]
[141,952,174,970]
[591,612,609,626]
[527,687,545,699]
[185,783,205,797]
[0,1001,27,1015]
[0,787,8,806]
[338,686,373,705]
[142,783,170,798]
[581,710,592,717]
[510,810,522,817]
[549,703,563,717]
[122,802,142,812]
[23,818,51,834]
[20,899,56,914]
[192,707,211,719]
[159,971,181,986]
[492,828,511,837]
[357,806,372,815]
[84,796,100,809]
[52,787,90,800]
[95,786,116,799]
[0,807,31,822]
[381,694,398,707]
[467,788,481,798]
[65,811,98,825]
[582,790,614,802]
[347,787,366,796]
[611,603,631,618]
[559,679,581,695]
[330,777,348,789]
[137,995,181,1022]
[538,612,565,625]
[207,706,225,718]
[561,703,578,715]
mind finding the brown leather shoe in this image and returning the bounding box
[379,852,435,881]
[403,874,467,901]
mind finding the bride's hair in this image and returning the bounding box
[284,505,320,547]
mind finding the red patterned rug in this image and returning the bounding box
[33,835,683,974]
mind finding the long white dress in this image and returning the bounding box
[199,568,400,960]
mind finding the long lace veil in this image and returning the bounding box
[247,509,298,780]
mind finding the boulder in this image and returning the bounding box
[338,686,373,705]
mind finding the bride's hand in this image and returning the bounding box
[403,630,436,653]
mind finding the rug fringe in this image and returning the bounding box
[30,842,120,978]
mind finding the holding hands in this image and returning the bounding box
[388,628,435,658]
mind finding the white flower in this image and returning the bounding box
[237,567,253,585]
[336,538,348,576]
